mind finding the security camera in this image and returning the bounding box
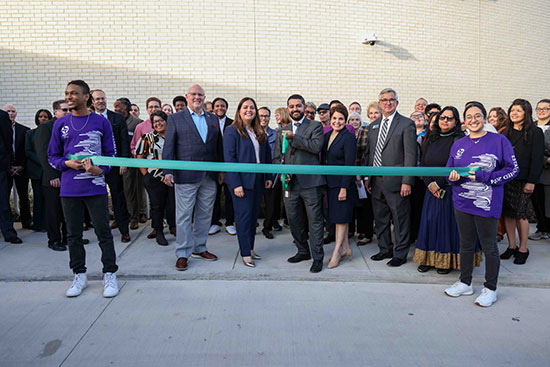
[362,33,379,46]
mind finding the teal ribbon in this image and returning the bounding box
[69,155,479,177]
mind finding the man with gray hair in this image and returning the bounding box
[304,102,317,121]
[361,88,417,267]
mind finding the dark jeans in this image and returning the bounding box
[531,183,550,232]
[61,195,118,274]
[212,182,234,226]
[0,171,17,240]
[455,209,500,291]
[43,185,67,245]
[8,172,31,225]
[143,173,175,232]
[106,169,130,235]
[30,179,46,231]
[262,181,282,231]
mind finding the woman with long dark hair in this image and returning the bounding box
[223,97,273,267]
[500,99,544,265]
[445,102,518,307]
[413,107,472,274]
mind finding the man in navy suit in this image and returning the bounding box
[163,84,223,271]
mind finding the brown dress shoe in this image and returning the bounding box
[139,214,147,223]
[110,221,117,229]
[147,229,157,239]
[175,257,188,271]
[170,228,177,236]
[121,233,131,243]
[130,220,139,230]
[191,251,218,261]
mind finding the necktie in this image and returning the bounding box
[294,122,301,134]
[373,118,389,167]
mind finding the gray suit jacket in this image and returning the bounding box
[162,108,223,184]
[272,118,325,189]
[365,112,417,192]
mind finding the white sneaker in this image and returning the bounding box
[208,224,221,235]
[66,273,88,297]
[475,287,497,307]
[226,225,237,235]
[103,272,119,298]
[444,281,474,297]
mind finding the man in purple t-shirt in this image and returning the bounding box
[48,80,119,298]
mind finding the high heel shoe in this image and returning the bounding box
[500,246,518,260]
[513,249,529,265]
[341,248,352,261]
[242,257,255,268]
[327,255,341,269]
[251,250,261,260]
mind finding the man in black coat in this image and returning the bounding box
[92,89,132,243]
[2,104,31,229]
[0,109,21,243]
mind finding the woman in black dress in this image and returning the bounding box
[321,104,357,269]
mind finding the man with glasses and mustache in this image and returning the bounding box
[361,88,417,267]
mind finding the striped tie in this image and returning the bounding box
[373,118,389,167]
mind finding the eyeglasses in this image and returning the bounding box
[61,108,69,112]
[259,114,270,119]
[411,114,424,119]
[439,116,455,122]
[318,110,328,114]
[379,98,397,104]
[153,119,166,124]
[536,107,550,112]
[465,113,483,121]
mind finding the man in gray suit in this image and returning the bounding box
[273,94,326,273]
[163,84,223,271]
[363,88,417,267]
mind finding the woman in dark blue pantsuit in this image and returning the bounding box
[223,97,273,268]
[321,104,357,269]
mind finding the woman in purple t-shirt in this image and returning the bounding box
[444,102,518,307]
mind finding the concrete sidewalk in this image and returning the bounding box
[1,222,550,367]
[1,221,549,287]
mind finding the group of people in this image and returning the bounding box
[1,81,548,308]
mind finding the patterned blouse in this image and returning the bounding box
[135,131,166,181]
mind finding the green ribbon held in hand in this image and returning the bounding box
[281,134,289,190]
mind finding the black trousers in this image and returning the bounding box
[410,178,426,243]
[531,183,550,233]
[30,179,46,231]
[61,194,117,274]
[106,169,130,235]
[455,209,500,291]
[262,181,282,230]
[8,172,31,226]
[0,171,17,240]
[212,182,234,226]
[43,185,67,245]
[143,173,175,232]
[350,197,374,238]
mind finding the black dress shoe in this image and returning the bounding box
[82,238,90,245]
[387,257,406,267]
[323,235,335,244]
[7,237,23,244]
[370,251,393,261]
[156,231,168,246]
[48,242,67,251]
[121,233,131,243]
[287,253,312,263]
[22,222,33,230]
[436,268,451,274]
[310,260,322,273]
[500,247,518,260]
[262,229,274,239]
[272,222,282,231]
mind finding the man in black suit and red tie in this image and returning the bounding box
[362,88,417,267]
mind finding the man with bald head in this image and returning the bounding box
[163,84,223,271]
[2,104,31,229]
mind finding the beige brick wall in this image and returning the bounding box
[1,0,549,127]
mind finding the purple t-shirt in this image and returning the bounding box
[48,113,116,197]
[446,132,519,218]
